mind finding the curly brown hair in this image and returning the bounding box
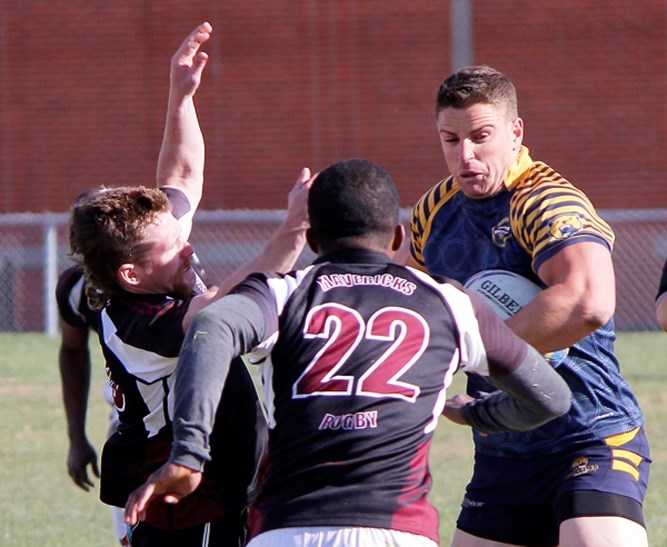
[69,186,171,306]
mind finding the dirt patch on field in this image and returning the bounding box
[0,377,58,396]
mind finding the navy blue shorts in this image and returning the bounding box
[455,426,651,546]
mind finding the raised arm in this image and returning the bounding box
[217,167,312,291]
[157,22,212,239]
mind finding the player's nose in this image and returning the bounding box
[181,240,194,258]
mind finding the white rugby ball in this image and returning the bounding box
[463,269,542,320]
[464,269,568,366]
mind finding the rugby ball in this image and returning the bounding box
[463,269,542,320]
[464,269,568,366]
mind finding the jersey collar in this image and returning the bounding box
[314,248,393,265]
[503,145,533,190]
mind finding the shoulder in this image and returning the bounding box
[511,161,605,219]
[511,161,585,208]
[56,264,85,297]
[409,177,459,266]
[103,295,189,355]
[56,265,97,328]
[412,176,458,221]
[509,161,614,256]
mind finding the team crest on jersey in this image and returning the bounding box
[491,217,512,247]
[566,456,599,478]
[548,213,586,240]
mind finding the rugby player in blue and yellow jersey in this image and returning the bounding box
[407,65,649,547]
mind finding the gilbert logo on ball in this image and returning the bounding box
[464,269,568,366]
[463,269,541,320]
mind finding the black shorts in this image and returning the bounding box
[455,426,651,546]
[128,511,247,547]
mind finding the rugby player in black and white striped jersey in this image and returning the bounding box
[68,22,312,547]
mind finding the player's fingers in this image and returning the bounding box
[306,169,319,187]
[124,484,156,526]
[91,459,101,479]
[175,22,213,65]
[287,168,312,214]
[188,52,209,80]
[297,167,311,183]
[163,493,182,505]
[75,478,91,492]
[69,467,91,491]
[81,473,95,490]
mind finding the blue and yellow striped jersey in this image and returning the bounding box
[410,146,614,285]
[409,146,643,456]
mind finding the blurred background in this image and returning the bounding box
[1,0,666,331]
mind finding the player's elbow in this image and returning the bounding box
[580,307,611,332]
[578,293,614,332]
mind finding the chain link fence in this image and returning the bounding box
[0,209,665,333]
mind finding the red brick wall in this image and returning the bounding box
[1,1,665,213]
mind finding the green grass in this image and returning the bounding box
[1,332,666,546]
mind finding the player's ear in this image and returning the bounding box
[306,228,319,254]
[390,224,405,252]
[511,117,524,150]
[118,263,142,289]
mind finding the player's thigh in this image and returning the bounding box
[559,515,648,547]
[450,528,521,547]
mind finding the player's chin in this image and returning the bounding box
[175,269,196,299]
[458,180,495,199]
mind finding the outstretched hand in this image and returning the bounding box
[124,462,202,526]
[170,21,213,100]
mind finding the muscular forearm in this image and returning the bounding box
[461,346,572,433]
[506,286,583,352]
[512,242,616,352]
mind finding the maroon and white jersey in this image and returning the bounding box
[97,187,266,528]
[222,249,526,543]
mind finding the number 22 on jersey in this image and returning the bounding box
[293,302,429,402]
